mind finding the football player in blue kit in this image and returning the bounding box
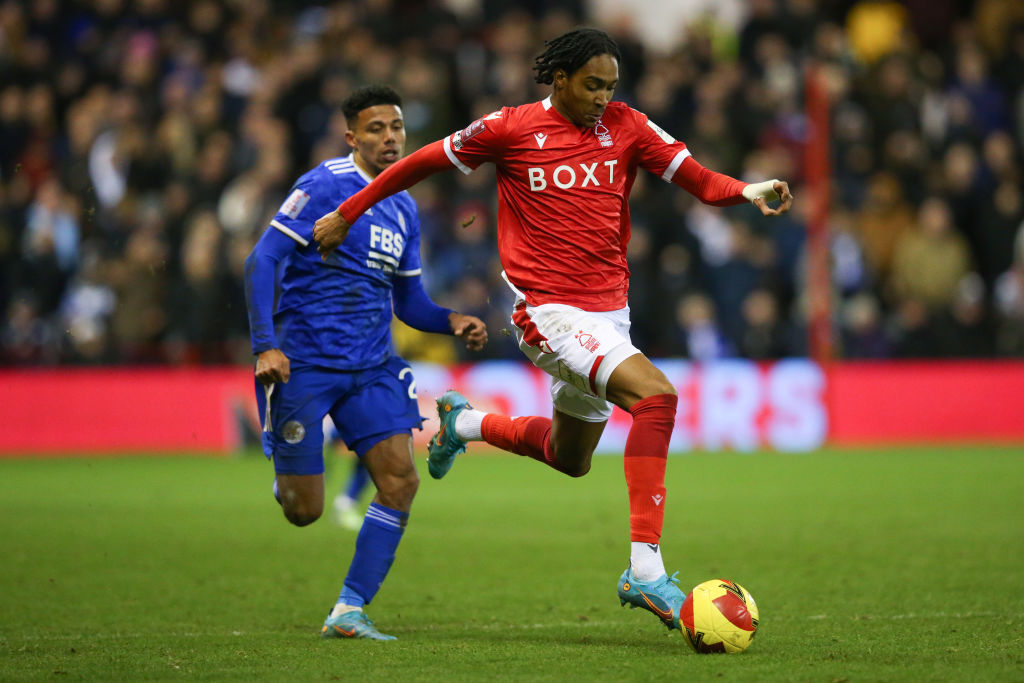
[244,84,487,641]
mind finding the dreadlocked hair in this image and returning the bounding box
[533,28,622,85]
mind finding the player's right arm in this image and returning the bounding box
[315,111,507,257]
[244,223,299,385]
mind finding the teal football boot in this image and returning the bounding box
[321,610,396,641]
[617,567,686,631]
[427,390,472,480]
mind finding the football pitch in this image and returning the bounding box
[2,446,1022,681]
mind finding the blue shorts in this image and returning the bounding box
[254,357,424,476]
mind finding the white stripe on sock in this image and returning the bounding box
[364,507,403,529]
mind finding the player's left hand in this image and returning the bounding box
[313,209,352,260]
[752,180,793,217]
[449,313,488,351]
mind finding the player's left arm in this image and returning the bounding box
[392,276,488,350]
[634,110,792,215]
[672,157,793,215]
[391,207,487,350]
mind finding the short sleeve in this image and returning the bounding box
[441,108,511,174]
[268,169,337,246]
[633,110,693,184]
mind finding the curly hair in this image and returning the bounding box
[341,84,403,124]
[533,28,622,85]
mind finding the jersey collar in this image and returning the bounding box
[348,152,375,185]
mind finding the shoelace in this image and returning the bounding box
[655,571,683,597]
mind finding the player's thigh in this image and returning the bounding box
[361,433,418,513]
[328,357,422,458]
[604,353,677,411]
[255,364,338,478]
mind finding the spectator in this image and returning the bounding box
[672,292,733,361]
[738,287,792,359]
[853,171,916,282]
[888,197,972,311]
[839,292,890,359]
[2,1,1023,364]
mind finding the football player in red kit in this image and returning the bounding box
[313,28,792,633]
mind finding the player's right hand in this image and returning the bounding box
[255,348,290,384]
[313,209,352,260]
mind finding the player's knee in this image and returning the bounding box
[282,504,322,527]
[377,469,419,510]
[637,373,677,399]
[651,379,677,397]
[561,460,591,478]
[550,448,593,477]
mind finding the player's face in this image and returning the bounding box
[554,53,618,128]
[346,104,406,177]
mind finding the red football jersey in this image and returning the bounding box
[442,97,698,311]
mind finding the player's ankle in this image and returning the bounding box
[455,408,485,441]
[329,604,363,618]
[629,542,666,581]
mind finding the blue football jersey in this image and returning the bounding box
[267,154,423,370]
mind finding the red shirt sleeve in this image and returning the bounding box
[671,156,748,207]
[631,108,747,207]
[441,109,509,174]
[337,110,511,223]
[337,140,451,223]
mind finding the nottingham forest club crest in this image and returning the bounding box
[594,119,613,147]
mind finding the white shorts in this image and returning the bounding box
[509,297,641,422]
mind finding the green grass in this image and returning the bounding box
[1,447,1023,681]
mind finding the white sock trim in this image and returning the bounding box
[629,542,666,581]
[454,408,485,441]
[329,604,362,618]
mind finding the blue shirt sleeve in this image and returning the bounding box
[244,226,298,354]
[391,197,451,332]
[392,274,453,334]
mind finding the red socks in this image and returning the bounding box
[481,414,579,475]
[480,392,678,543]
[624,394,677,544]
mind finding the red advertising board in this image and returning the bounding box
[0,361,1021,455]
[828,361,1024,444]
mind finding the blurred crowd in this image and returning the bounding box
[2,0,1024,366]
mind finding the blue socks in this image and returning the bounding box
[338,502,408,607]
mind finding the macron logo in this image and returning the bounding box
[651,494,664,506]
[534,132,547,149]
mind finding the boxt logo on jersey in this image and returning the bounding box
[527,160,618,191]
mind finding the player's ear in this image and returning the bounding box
[552,68,568,89]
[344,129,357,148]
